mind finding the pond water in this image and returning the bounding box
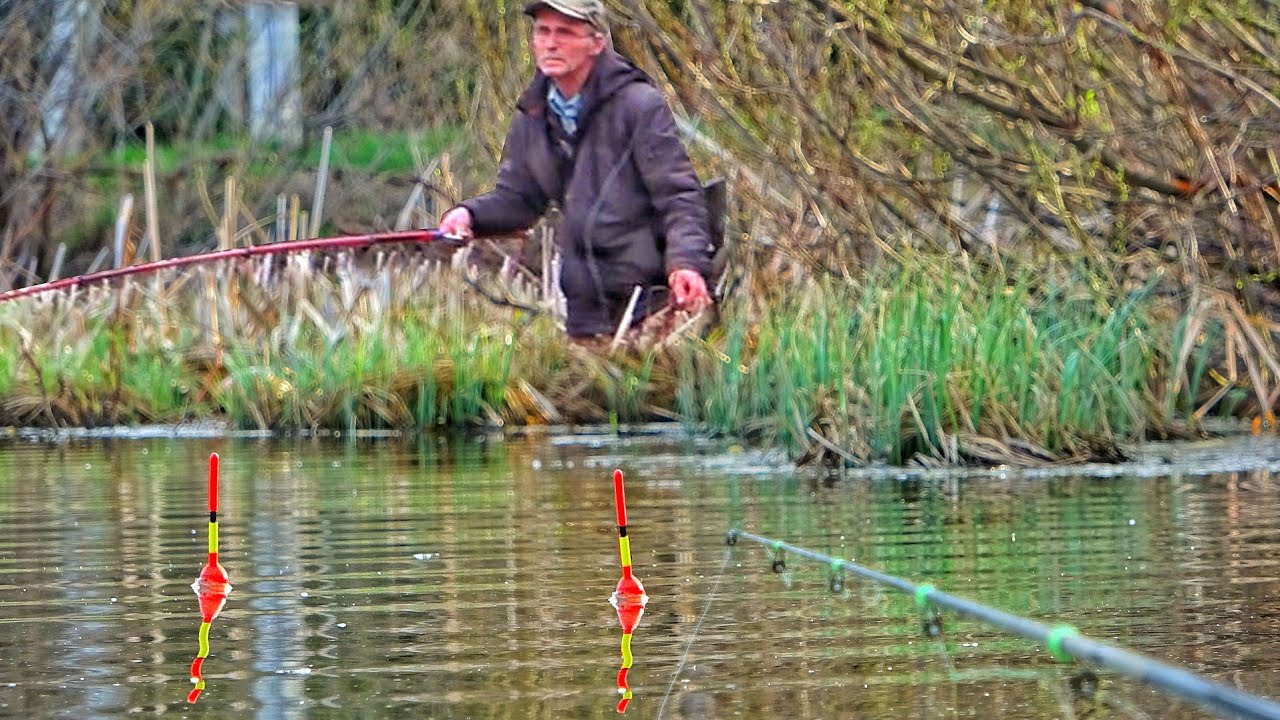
[1,432,1278,719]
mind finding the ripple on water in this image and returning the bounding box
[0,436,1276,718]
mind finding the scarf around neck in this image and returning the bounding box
[547,84,584,136]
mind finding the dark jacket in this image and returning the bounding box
[461,50,712,336]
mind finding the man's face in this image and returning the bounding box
[530,9,605,83]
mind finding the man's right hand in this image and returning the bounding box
[668,268,712,312]
[439,206,474,240]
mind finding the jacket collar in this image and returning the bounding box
[517,50,650,121]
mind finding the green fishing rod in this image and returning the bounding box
[728,529,1280,720]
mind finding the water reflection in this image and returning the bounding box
[610,591,646,713]
[247,459,312,715]
[188,567,231,703]
[0,437,1276,718]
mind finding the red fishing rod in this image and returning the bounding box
[0,228,452,304]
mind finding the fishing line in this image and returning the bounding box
[654,543,732,720]
[1047,668,1153,720]
[913,584,957,678]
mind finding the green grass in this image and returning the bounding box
[0,253,1220,464]
[69,125,466,255]
[685,255,1176,461]
[102,126,461,178]
[312,127,462,175]
[211,290,525,431]
[119,345,202,421]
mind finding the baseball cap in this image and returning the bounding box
[523,0,608,32]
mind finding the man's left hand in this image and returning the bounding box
[669,269,711,311]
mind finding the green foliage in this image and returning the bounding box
[0,253,1225,464]
[98,127,459,181]
[682,255,1176,462]
[119,347,200,421]
[3,0,481,272]
[308,127,463,176]
[0,342,12,399]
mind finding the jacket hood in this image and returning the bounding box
[517,50,651,119]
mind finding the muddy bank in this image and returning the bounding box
[4,421,1276,484]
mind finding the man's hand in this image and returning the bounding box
[438,206,474,240]
[668,269,711,311]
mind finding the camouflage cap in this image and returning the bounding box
[523,0,608,33]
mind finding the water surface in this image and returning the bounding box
[0,433,1278,718]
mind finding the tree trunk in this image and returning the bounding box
[246,2,301,146]
[34,0,100,159]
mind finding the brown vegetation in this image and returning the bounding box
[2,1,1279,454]
[0,0,479,282]
[597,0,1280,419]
[602,2,1280,283]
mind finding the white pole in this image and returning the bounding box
[308,127,333,238]
[35,0,101,159]
[246,2,301,145]
[113,194,134,269]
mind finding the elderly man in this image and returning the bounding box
[439,0,714,340]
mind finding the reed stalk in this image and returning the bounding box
[2,2,1275,464]
[0,249,1237,464]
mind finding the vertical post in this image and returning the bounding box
[144,123,161,263]
[246,2,301,145]
[113,194,134,269]
[276,194,287,242]
[222,177,236,250]
[541,224,553,304]
[49,244,67,282]
[35,0,101,159]
[308,127,333,238]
